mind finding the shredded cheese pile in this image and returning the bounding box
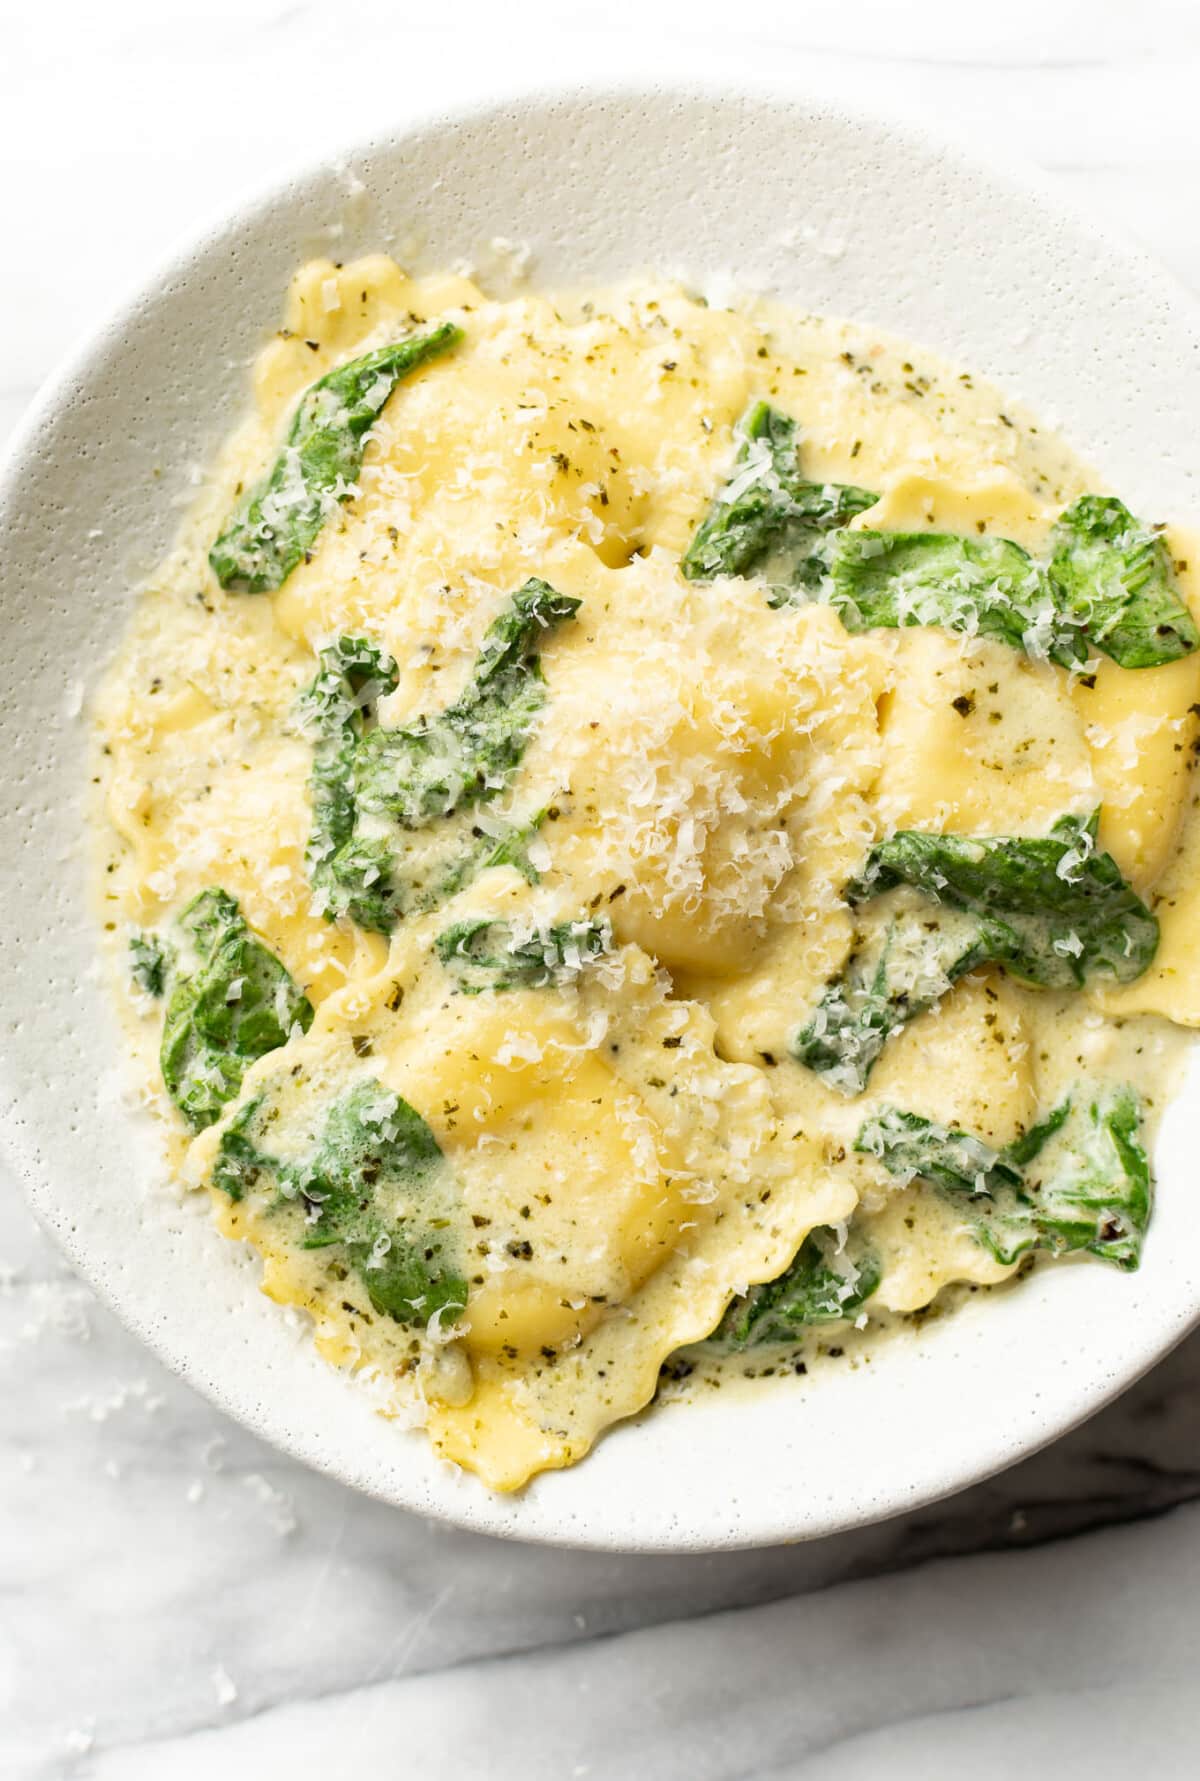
[92,257,1200,1490]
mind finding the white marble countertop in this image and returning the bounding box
[3,3,1200,1775]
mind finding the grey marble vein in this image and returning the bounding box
[63,1503,1200,1779]
[4,1153,1200,1776]
[3,3,1200,1776]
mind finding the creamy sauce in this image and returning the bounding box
[91,257,1200,1491]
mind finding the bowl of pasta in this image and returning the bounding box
[1,83,1198,1549]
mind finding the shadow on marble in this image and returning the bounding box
[3,1178,1199,1774]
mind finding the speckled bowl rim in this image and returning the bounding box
[1,75,1198,1551]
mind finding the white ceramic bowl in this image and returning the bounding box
[2,84,1198,1551]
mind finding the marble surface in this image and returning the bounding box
[4,2,1200,1774]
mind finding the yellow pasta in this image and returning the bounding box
[92,257,1200,1490]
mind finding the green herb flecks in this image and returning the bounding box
[156,889,313,1130]
[213,1081,467,1326]
[713,1224,882,1347]
[793,814,1157,1093]
[681,401,878,596]
[435,915,610,993]
[209,323,463,593]
[858,1084,1152,1270]
[1049,495,1199,668]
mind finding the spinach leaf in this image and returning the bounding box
[315,820,548,940]
[681,401,878,593]
[1017,1086,1151,1270]
[857,1085,1151,1270]
[827,498,1198,668]
[353,579,579,826]
[793,815,1157,1093]
[435,915,610,993]
[713,1224,882,1347]
[319,837,408,935]
[479,814,548,884]
[129,931,169,997]
[213,1081,467,1326]
[158,888,314,1130]
[209,323,463,592]
[296,636,400,933]
[847,812,1158,989]
[298,581,579,933]
[692,454,1197,670]
[855,1105,1028,1200]
[1048,495,1199,668]
[792,897,988,1095]
[829,530,1078,663]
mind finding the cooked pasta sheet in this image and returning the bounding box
[93,256,1200,1489]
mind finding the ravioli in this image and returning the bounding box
[92,256,1200,1490]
